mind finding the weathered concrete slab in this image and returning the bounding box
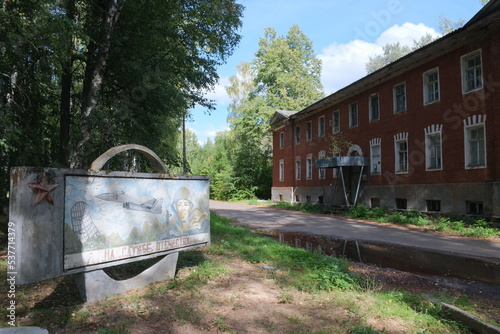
[74,252,179,302]
[0,327,48,334]
[315,156,369,168]
[10,167,210,285]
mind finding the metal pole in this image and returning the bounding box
[339,166,350,206]
[353,166,364,206]
[182,113,187,175]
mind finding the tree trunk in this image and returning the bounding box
[58,0,76,167]
[70,0,125,169]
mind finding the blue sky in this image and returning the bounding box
[188,0,484,144]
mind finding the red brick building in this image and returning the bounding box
[271,1,500,217]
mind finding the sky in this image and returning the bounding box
[188,0,485,144]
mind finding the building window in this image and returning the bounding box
[369,94,380,121]
[318,196,324,205]
[349,102,358,128]
[295,126,300,144]
[426,200,441,212]
[279,194,283,201]
[318,116,325,137]
[306,154,313,180]
[295,195,300,202]
[370,138,381,174]
[393,83,406,113]
[306,121,312,141]
[371,198,380,208]
[394,133,408,174]
[425,125,443,171]
[467,201,483,215]
[318,151,326,179]
[423,68,440,104]
[466,126,486,167]
[295,158,301,180]
[332,111,340,133]
[427,134,442,170]
[295,238,301,248]
[306,195,311,203]
[279,132,284,148]
[461,50,483,93]
[279,159,284,181]
[306,242,313,252]
[395,198,407,210]
[464,115,486,169]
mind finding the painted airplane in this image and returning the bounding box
[95,192,163,214]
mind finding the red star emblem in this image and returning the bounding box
[28,173,59,206]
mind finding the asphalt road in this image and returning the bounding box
[209,200,500,261]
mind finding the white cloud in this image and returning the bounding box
[204,76,231,106]
[319,22,441,95]
[319,40,381,95]
[187,123,230,145]
[375,22,441,47]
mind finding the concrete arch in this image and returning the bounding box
[348,144,363,157]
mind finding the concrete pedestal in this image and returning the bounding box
[74,252,179,302]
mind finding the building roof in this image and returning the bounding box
[270,0,500,128]
[269,110,298,128]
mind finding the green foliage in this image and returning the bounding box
[210,212,359,292]
[97,324,130,334]
[350,325,386,334]
[343,205,499,239]
[193,25,323,201]
[254,25,324,110]
[345,204,387,220]
[365,34,436,74]
[1,0,244,199]
[272,201,331,214]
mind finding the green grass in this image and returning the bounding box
[270,202,499,239]
[206,212,474,332]
[0,211,490,332]
[272,201,332,214]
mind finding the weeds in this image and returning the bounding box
[343,204,499,239]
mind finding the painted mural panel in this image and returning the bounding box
[64,176,210,269]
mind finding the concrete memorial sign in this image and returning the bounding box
[9,145,210,301]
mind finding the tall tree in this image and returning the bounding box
[254,25,323,111]
[219,25,323,200]
[365,34,437,74]
[0,0,243,209]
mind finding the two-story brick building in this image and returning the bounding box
[271,0,500,217]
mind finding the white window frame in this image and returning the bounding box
[279,159,284,181]
[318,150,326,179]
[393,82,406,113]
[349,102,358,128]
[369,94,380,122]
[464,115,487,169]
[318,116,325,137]
[394,132,408,174]
[306,121,312,141]
[423,68,440,105]
[279,132,284,149]
[461,49,483,94]
[306,154,313,180]
[295,157,301,180]
[370,138,381,174]
[425,125,443,171]
[332,110,340,133]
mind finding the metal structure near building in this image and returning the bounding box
[315,156,369,207]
